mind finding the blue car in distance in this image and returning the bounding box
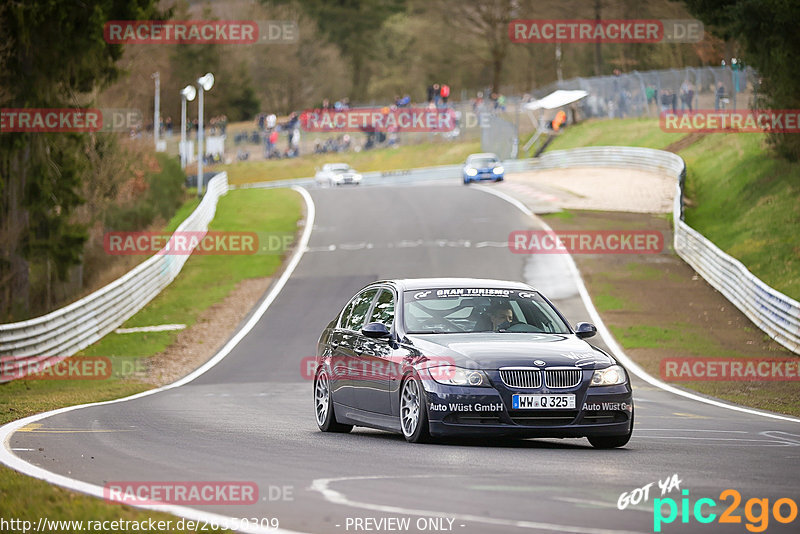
[462,152,504,184]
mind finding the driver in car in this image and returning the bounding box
[475,303,514,332]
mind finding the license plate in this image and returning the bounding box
[512,394,575,409]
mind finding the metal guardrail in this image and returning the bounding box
[0,172,230,382]
[526,146,799,355]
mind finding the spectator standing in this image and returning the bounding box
[715,82,726,111]
[680,80,694,112]
[440,84,450,106]
[427,84,435,104]
[433,83,441,107]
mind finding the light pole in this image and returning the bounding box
[152,72,160,150]
[196,72,215,197]
[180,85,196,169]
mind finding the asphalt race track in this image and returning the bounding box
[6,183,800,534]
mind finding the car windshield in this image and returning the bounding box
[468,158,498,168]
[330,165,351,173]
[403,288,571,334]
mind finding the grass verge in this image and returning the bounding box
[0,187,302,529]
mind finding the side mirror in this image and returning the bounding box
[575,322,597,339]
[362,322,391,339]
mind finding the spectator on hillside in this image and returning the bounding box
[660,90,672,113]
[680,80,694,112]
[427,84,435,104]
[440,84,450,106]
[472,91,484,111]
[433,83,441,107]
[715,82,726,110]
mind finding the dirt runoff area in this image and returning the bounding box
[504,167,675,213]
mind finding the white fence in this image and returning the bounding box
[0,172,229,382]
[525,146,800,355]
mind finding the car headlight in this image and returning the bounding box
[465,168,478,176]
[590,365,627,386]
[429,366,490,387]
[493,166,504,174]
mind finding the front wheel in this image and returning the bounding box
[588,410,633,449]
[314,369,353,433]
[400,375,431,443]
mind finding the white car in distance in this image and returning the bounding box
[314,163,362,186]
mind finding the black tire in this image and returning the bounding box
[314,368,353,433]
[463,178,470,185]
[399,374,431,443]
[588,409,633,449]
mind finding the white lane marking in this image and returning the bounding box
[760,431,800,445]
[311,475,644,534]
[0,186,317,534]
[635,436,794,443]
[11,448,35,451]
[308,239,482,252]
[635,429,747,433]
[114,324,186,334]
[474,184,800,424]
[553,497,627,511]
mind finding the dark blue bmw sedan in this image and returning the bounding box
[313,278,633,447]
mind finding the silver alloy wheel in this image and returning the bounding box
[315,370,330,426]
[400,377,420,437]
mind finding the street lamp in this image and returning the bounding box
[180,85,196,169]
[152,72,160,150]
[196,72,215,197]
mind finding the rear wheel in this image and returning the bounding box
[314,369,353,433]
[400,375,431,443]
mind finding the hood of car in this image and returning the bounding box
[406,333,614,370]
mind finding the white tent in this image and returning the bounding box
[522,89,588,152]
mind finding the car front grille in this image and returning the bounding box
[499,368,542,389]
[544,368,582,388]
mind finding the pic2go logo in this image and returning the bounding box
[653,489,798,532]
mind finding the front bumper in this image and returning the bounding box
[463,171,503,182]
[420,368,632,438]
